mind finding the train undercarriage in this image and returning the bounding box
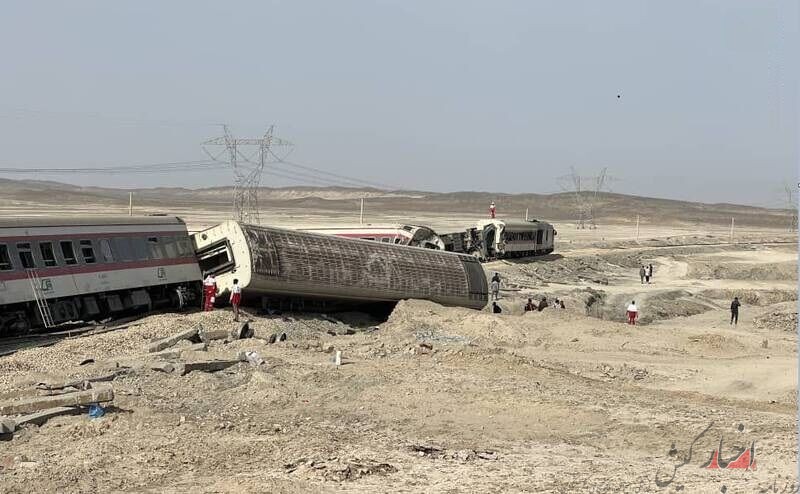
[0,282,200,337]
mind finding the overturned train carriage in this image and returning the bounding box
[193,221,487,310]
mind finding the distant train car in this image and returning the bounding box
[441,219,556,260]
[193,221,486,310]
[0,216,201,334]
[300,224,445,250]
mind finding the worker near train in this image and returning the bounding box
[524,298,536,312]
[490,278,500,301]
[489,201,496,219]
[203,274,218,311]
[230,278,242,322]
[639,265,646,284]
[626,300,638,325]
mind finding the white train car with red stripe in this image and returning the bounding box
[0,216,201,335]
[300,224,445,250]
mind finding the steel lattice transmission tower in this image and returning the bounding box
[202,125,292,224]
[784,182,798,232]
[558,167,615,229]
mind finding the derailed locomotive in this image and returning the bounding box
[193,221,488,310]
[0,216,201,335]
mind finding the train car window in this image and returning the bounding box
[147,237,163,259]
[536,230,544,244]
[99,239,114,262]
[79,240,96,264]
[130,238,148,260]
[163,236,178,258]
[39,242,58,267]
[60,241,78,265]
[394,238,402,244]
[176,237,192,257]
[16,242,35,269]
[0,244,13,271]
[362,237,375,241]
[381,237,392,243]
[113,237,133,261]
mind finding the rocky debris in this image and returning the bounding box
[0,383,114,416]
[754,310,798,332]
[238,351,265,366]
[148,342,208,360]
[409,443,499,462]
[284,457,397,481]
[147,326,201,353]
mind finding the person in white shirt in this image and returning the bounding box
[626,301,638,325]
[230,278,242,322]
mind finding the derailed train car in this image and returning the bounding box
[0,216,201,334]
[193,221,487,310]
[441,219,556,261]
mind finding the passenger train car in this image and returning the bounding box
[0,216,201,335]
[299,224,445,250]
[193,221,487,310]
[441,219,556,260]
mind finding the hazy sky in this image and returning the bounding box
[0,1,797,206]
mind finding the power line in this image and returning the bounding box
[0,160,222,174]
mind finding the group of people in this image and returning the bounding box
[202,274,242,321]
[638,264,655,284]
[624,296,742,326]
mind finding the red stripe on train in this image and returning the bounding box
[0,257,199,282]
[0,230,188,243]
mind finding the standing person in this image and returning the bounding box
[648,264,654,283]
[730,296,741,325]
[559,300,566,309]
[524,298,537,312]
[489,201,496,219]
[490,277,500,301]
[492,302,502,314]
[626,300,638,325]
[639,265,646,284]
[553,298,560,310]
[491,272,501,284]
[645,265,651,284]
[202,274,217,312]
[230,278,242,322]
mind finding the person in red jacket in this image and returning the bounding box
[203,274,217,311]
[489,201,496,219]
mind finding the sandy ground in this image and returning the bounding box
[0,220,796,492]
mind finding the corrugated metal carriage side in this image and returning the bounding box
[194,221,487,310]
[0,216,202,335]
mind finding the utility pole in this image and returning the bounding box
[635,214,640,241]
[729,217,735,243]
[525,208,529,221]
[359,198,364,224]
[202,125,292,224]
[128,192,133,216]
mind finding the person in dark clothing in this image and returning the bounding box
[492,302,502,314]
[537,297,548,312]
[524,298,536,312]
[639,265,646,284]
[730,297,741,325]
[559,300,565,309]
[648,264,654,282]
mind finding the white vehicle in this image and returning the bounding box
[0,216,201,334]
[299,224,445,250]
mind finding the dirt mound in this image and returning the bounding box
[583,289,712,325]
[687,261,797,281]
[687,333,746,353]
[698,289,797,306]
[754,304,798,332]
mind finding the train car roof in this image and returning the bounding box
[0,215,186,228]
